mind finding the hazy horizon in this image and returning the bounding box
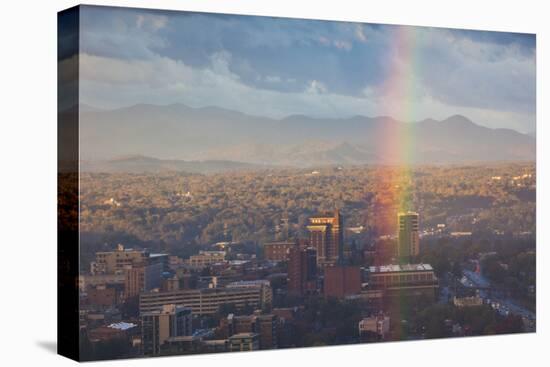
[73,101,535,136]
[75,103,535,167]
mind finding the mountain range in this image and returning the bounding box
[79,155,268,174]
[72,103,535,172]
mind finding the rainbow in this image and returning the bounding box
[375,25,420,226]
[371,25,422,339]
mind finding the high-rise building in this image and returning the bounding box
[125,261,163,298]
[141,304,193,356]
[307,210,343,266]
[288,247,317,296]
[397,212,420,258]
[323,266,361,298]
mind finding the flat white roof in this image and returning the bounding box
[226,279,270,287]
[108,322,137,331]
[368,264,433,273]
[229,332,259,338]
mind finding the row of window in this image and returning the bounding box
[371,272,434,283]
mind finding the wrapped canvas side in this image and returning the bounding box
[58,5,80,361]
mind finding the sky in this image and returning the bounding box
[74,5,536,133]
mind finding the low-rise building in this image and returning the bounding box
[79,273,125,292]
[91,244,167,275]
[450,232,473,237]
[202,339,229,353]
[263,241,297,262]
[228,333,260,352]
[88,322,138,343]
[141,304,193,356]
[139,287,267,316]
[365,264,438,300]
[220,312,278,349]
[83,307,122,328]
[453,295,483,307]
[324,266,361,298]
[124,261,163,298]
[86,284,119,307]
[168,255,185,269]
[358,314,390,341]
[226,280,273,308]
[187,251,226,268]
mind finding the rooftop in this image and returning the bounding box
[368,264,433,273]
[203,339,229,345]
[194,251,226,256]
[226,279,271,288]
[166,336,199,343]
[141,304,192,315]
[229,332,259,339]
[398,211,419,217]
[107,322,137,331]
[264,241,297,246]
[228,260,251,266]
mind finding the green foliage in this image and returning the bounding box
[285,296,365,346]
[413,303,522,339]
[482,247,536,309]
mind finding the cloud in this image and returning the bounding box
[318,36,353,50]
[355,24,368,42]
[79,52,376,118]
[80,5,170,61]
[136,14,168,31]
[333,40,352,51]
[306,80,328,94]
[264,75,282,83]
[412,27,536,114]
[79,51,532,132]
[77,6,536,132]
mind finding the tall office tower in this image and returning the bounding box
[141,304,192,356]
[288,247,317,296]
[397,212,420,258]
[281,212,290,240]
[307,210,343,265]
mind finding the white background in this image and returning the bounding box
[0,0,547,365]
